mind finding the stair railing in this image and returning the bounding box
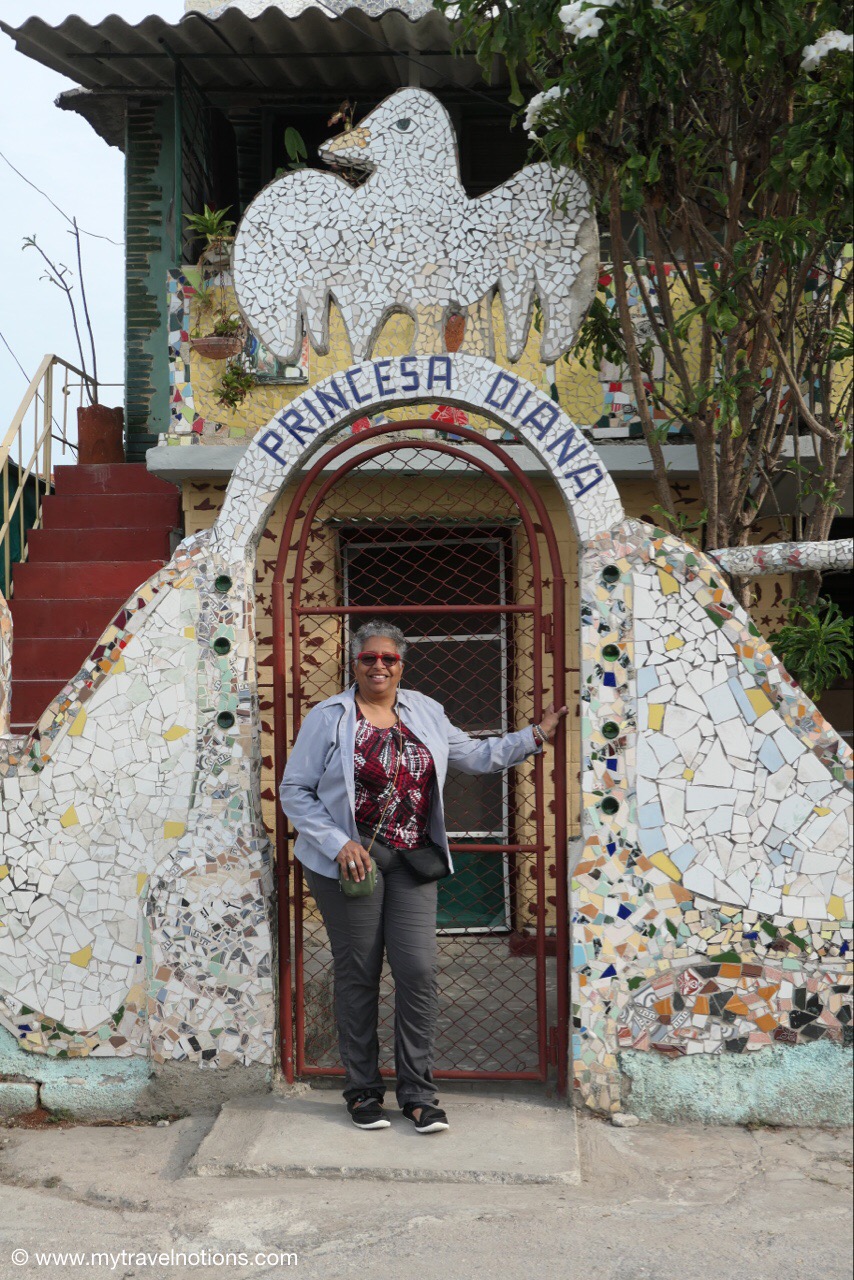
[0,355,95,597]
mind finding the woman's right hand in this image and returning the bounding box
[337,840,372,881]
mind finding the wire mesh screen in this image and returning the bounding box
[277,430,565,1079]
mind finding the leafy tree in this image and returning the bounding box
[446,0,853,604]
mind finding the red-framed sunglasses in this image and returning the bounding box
[356,651,402,669]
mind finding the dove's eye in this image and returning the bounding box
[394,118,413,132]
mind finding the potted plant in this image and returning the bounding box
[770,596,854,703]
[24,227,124,464]
[190,302,246,361]
[185,206,246,360]
[185,204,236,267]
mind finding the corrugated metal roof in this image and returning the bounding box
[0,6,500,99]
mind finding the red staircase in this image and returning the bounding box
[9,464,181,733]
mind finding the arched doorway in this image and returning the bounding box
[272,422,572,1091]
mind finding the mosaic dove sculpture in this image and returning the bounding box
[233,88,598,364]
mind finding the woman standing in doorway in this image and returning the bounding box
[279,621,566,1134]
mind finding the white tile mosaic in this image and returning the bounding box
[233,89,598,367]
[573,522,852,1112]
[0,539,274,1067]
[714,539,854,576]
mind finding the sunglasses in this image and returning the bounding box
[356,652,401,669]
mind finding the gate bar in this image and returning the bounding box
[272,421,570,1090]
[296,604,537,615]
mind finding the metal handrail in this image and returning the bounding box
[0,355,96,597]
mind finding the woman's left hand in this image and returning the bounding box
[538,701,568,742]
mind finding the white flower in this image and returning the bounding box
[801,29,853,71]
[559,0,618,41]
[575,11,606,37]
[523,85,566,137]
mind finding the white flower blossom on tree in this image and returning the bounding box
[523,85,566,138]
[558,0,615,41]
[801,28,853,71]
[559,0,665,43]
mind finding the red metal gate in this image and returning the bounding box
[273,422,570,1091]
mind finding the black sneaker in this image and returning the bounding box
[401,1102,449,1134]
[347,1092,390,1130]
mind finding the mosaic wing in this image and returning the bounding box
[233,169,359,362]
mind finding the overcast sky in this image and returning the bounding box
[0,0,184,457]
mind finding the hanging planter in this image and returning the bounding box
[185,207,235,267]
[198,236,233,270]
[185,206,241,359]
[190,333,245,361]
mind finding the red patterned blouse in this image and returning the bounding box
[354,709,436,850]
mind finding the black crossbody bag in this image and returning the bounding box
[397,836,450,884]
[361,713,450,885]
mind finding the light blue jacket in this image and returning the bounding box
[279,686,541,878]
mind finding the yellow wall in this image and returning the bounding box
[184,282,615,443]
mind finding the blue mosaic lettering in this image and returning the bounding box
[273,408,316,447]
[257,429,292,465]
[302,396,327,426]
[514,389,533,417]
[373,359,394,397]
[345,367,373,405]
[547,427,587,468]
[569,465,605,497]
[314,378,350,419]
[485,371,518,411]
[426,355,452,392]
[399,356,419,393]
[521,401,560,439]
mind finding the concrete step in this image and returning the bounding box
[10,677,69,729]
[10,637,96,680]
[53,463,179,497]
[27,526,172,563]
[42,493,180,530]
[187,1089,579,1185]
[13,560,164,598]
[9,598,128,640]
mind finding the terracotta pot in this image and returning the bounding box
[77,404,124,465]
[444,311,466,353]
[190,335,245,360]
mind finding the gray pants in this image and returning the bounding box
[303,837,439,1107]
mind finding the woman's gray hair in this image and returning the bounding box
[350,621,408,662]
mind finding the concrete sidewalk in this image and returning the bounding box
[0,1091,851,1280]
[189,1090,579,1184]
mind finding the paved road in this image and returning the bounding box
[0,1107,850,1280]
